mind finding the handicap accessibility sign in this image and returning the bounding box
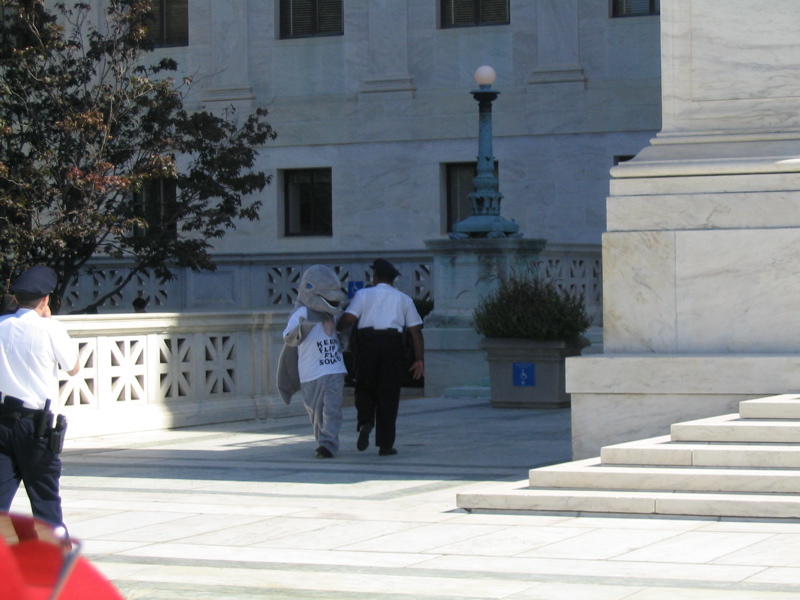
[513,362,535,387]
[348,281,364,298]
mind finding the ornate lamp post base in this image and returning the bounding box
[450,215,521,239]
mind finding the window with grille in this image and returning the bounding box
[133,178,178,239]
[612,0,660,17]
[146,0,188,48]
[445,162,499,232]
[284,169,333,236]
[441,0,509,28]
[280,0,343,39]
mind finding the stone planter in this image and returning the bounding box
[479,337,584,409]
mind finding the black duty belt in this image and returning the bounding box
[0,393,44,420]
[359,327,403,337]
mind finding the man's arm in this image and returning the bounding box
[408,325,424,380]
[42,301,81,376]
[337,312,358,332]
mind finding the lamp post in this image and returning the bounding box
[450,66,521,239]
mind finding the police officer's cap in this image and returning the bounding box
[9,265,57,298]
[371,259,400,280]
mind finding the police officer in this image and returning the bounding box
[0,266,80,528]
[338,259,424,456]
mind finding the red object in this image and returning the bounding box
[0,513,124,600]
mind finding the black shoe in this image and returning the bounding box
[379,447,397,456]
[315,446,334,459]
[357,423,372,451]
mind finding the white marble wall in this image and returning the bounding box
[568,1,800,458]
[662,0,800,136]
[605,225,800,354]
[133,0,662,257]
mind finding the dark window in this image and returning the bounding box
[612,0,660,17]
[146,0,188,47]
[614,155,636,165]
[280,0,343,39]
[284,168,332,236]
[134,178,178,238]
[445,162,499,232]
[441,0,509,28]
[446,163,475,232]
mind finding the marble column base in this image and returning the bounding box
[567,353,800,459]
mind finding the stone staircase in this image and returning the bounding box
[458,394,800,518]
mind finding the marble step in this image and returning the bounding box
[670,413,800,443]
[456,485,800,519]
[739,393,800,419]
[600,435,800,468]
[457,394,800,519]
[527,458,800,494]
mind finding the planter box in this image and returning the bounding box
[479,338,584,409]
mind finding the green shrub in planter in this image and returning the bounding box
[473,273,592,342]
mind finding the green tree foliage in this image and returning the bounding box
[0,0,276,312]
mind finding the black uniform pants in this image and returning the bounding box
[354,330,405,450]
[0,417,63,528]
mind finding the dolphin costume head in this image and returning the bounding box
[296,264,347,316]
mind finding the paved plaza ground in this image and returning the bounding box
[12,396,800,599]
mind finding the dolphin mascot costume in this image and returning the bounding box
[277,265,349,457]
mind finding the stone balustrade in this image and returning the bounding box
[53,246,602,438]
[61,247,602,326]
[57,310,299,439]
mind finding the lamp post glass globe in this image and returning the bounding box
[474,65,496,88]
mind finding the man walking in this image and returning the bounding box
[0,266,80,528]
[338,259,424,456]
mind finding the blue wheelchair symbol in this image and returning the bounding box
[348,281,364,298]
[513,362,535,387]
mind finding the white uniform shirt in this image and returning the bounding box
[0,309,79,409]
[283,306,347,383]
[345,283,423,331]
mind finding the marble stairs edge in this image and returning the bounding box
[457,393,800,519]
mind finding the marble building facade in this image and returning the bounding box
[64,0,661,314]
[42,0,667,437]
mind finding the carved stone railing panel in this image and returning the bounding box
[266,265,302,306]
[133,271,170,310]
[203,334,238,396]
[412,263,433,300]
[61,340,97,408]
[61,247,600,323]
[57,312,294,438]
[538,246,603,328]
[88,269,127,309]
[158,336,192,401]
[107,337,147,404]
